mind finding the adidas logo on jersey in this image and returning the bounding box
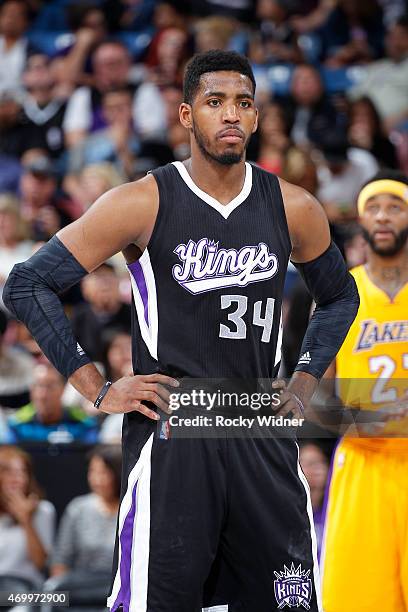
[298,351,311,364]
[76,342,85,356]
[172,238,279,294]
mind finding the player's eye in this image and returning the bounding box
[366,205,379,214]
[239,100,251,108]
[389,204,402,213]
[208,99,221,107]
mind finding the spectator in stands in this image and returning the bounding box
[0,153,21,193]
[281,63,346,149]
[102,330,132,382]
[348,16,408,132]
[103,0,157,32]
[317,133,379,223]
[282,146,319,194]
[0,445,56,591]
[0,194,33,297]
[299,442,329,557]
[99,330,132,444]
[290,0,335,35]
[343,223,367,268]
[71,263,131,363]
[168,122,190,160]
[0,89,26,162]
[0,408,9,442]
[161,85,189,159]
[19,152,77,241]
[58,2,108,88]
[146,26,189,88]
[256,0,304,64]
[7,363,98,443]
[0,298,34,412]
[150,1,187,34]
[21,54,68,163]
[320,0,385,66]
[348,97,398,168]
[10,321,43,361]
[377,0,407,26]
[255,101,291,175]
[191,0,253,21]
[194,16,237,53]
[0,0,35,95]
[69,162,125,213]
[45,445,121,605]
[63,40,131,148]
[68,86,140,179]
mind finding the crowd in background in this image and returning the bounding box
[0,0,407,603]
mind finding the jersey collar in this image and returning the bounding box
[172,161,253,220]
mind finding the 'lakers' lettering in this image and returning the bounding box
[355,319,408,351]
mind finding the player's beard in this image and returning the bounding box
[362,225,408,257]
[192,121,248,166]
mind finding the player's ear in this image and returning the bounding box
[252,107,259,134]
[179,103,193,130]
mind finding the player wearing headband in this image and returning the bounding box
[321,170,408,612]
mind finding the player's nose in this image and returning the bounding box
[375,208,391,222]
[222,104,240,123]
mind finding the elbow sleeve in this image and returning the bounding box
[293,242,360,379]
[3,236,92,379]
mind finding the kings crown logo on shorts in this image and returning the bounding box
[274,563,312,609]
[172,238,278,294]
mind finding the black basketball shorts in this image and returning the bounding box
[107,413,322,612]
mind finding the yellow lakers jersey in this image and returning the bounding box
[336,265,408,451]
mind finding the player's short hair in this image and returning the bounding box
[362,169,408,188]
[183,50,256,105]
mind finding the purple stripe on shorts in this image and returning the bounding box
[112,482,138,612]
[128,260,149,326]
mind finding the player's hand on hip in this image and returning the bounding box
[101,374,179,420]
[272,379,305,419]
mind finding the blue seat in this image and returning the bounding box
[266,64,293,96]
[27,31,75,56]
[117,28,155,61]
[251,64,293,96]
[30,0,78,32]
[298,33,322,64]
[228,31,248,55]
[322,66,367,92]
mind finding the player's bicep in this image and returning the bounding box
[57,176,158,272]
[280,179,331,263]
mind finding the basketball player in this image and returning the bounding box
[4,51,359,612]
[321,170,408,612]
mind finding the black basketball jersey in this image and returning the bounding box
[127,161,291,380]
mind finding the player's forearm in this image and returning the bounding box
[68,363,106,404]
[287,371,318,407]
[286,372,351,434]
[308,382,357,434]
[293,242,360,379]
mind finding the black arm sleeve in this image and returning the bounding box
[293,242,360,380]
[3,235,92,379]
